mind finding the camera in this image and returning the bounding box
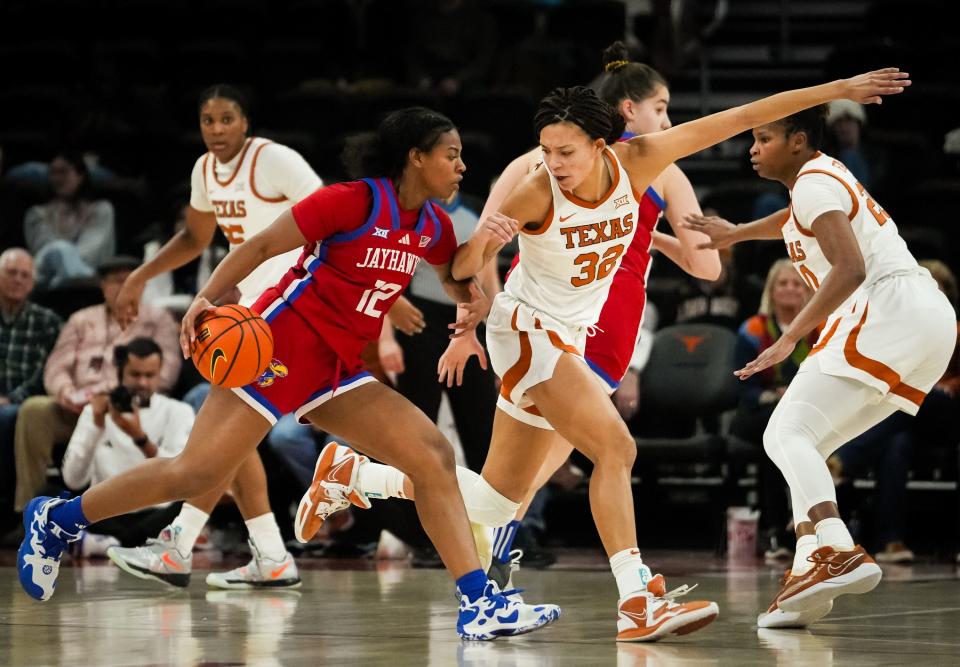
[109,386,150,412]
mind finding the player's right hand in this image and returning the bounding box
[476,212,519,248]
[115,273,146,330]
[683,213,738,250]
[841,67,910,105]
[179,296,216,359]
[387,296,426,336]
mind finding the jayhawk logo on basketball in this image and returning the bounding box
[257,359,289,387]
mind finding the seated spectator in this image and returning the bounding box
[12,256,180,512]
[674,245,744,330]
[61,337,195,556]
[825,99,879,189]
[830,412,915,563]
[914,260,960,563]
[729,259,817,561]
[23,151,116,288]
[0,248,62,521]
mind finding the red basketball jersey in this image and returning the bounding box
[253,178,456,363]
[584,185,664,388]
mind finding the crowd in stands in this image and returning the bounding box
[1,0,958,565]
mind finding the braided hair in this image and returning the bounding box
[534,86,626,145]
[776,105,830,150]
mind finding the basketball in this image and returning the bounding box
[190,305,274,388]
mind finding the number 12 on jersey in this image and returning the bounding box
[356,281,402,317]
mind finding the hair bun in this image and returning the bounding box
[604,59,630,73]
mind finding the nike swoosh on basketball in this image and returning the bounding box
[559,213,577,222]
[210,348,227,378]
[827,552,864,576]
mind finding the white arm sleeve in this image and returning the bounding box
[791,172,854,227]
[61,406,101,490]
[189,156,214,212]
[255,144,322,204]
[628,302,660,373]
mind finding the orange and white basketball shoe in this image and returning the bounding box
[776,545,881,612]
[616,583,719,642]
[757,569,833,629]
[294,442,370,544]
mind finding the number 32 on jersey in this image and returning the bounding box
[571,244,625,287]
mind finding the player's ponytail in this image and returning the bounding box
[342,106,456,180]
[534,86,625,146]
[598,41,669,109]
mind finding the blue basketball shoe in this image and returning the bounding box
[18,496,82,601]
[457,581,561,640]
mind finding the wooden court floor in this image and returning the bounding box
[1,550,958,666]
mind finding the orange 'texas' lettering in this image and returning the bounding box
[211,200,248,219]
[559,212,634,249]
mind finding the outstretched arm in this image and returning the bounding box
[117,206,219,328]
[651,164,722,280]
[179,211,305,355]
[620,69,910,186]
[684,208,789,249]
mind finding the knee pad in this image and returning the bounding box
[763,400,834,463]
[455,466,521,528]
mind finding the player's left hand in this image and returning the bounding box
[180,296,217,359]
[438,332,487,387]
[449,282,490,338]
[736,335,796,380]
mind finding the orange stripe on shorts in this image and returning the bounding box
[843,303,925,407]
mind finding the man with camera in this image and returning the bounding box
[11,255,181,513]
[61,337,195,557]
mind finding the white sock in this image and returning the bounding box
[792,534,819,576]
[609,548,653,599]
[170,503,209,555]
[357,462,407,500]
[246,512,287,561]
[815,517,855,551]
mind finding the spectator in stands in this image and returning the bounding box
[405,0,497,95]
[830,411,916,563]
[12,256,180,512]
[913,260,960,563]
[23,151,116,288]
[730,259,817,561]
[0,248,61,521]
[62,337,195,557]
[825,99,876,188]
[673,241,744,330]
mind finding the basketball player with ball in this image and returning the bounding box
[107,85,318,590]
[17,107,561,642]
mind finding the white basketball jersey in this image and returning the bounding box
[200,137,307,306]
[783,151,918,307]
[505,148,639,326]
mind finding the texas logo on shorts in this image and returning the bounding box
[257,358,289,388]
